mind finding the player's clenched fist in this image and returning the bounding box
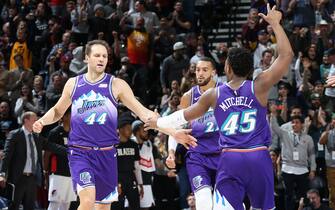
[33,120,44,133]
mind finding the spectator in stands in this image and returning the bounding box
[298,188,332,210]
[161,91,181,117]
[51,54,73,82]
[180,63,196,94]
[325,48,335,112]
[115,56,135,87]
[319,116,335,209]
[241,8,263,50]
[152,132,179,210]
[70,0,90,45]
[132,120,160,210]
[320,51,331,83]
[69,46,87,76]
[160,42,189,95]
[45,73,63,110]
[0,55,9,102]
[60,1,75,31]
[167,1,192,36]
[281,105,305,131]
[154,18,175,64]
[31,2,49,71]
[253,48,273,78]
[270,110,316,210]
[253,29,272,68]
[8,54,34,103]
[287,0,316,28]
[189,45,205,65]
[9,29,32,71]
[129,0,160,34]
[112,113,143,210]
[14,85,39,125]
[50,0,66,17]
[32,75,46,116]
[0,101,18,148]
[186,193,196,210]
[270,149,285,210]
[121,16,154,104]
[88,4,108,41]
[46,31,71,73]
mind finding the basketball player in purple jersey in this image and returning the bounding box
[166,57,221,210]
[32,40,196,210]
[145,5,293,209]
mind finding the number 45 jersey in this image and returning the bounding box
[70,74,119,147]
[189,82,222,154]
[214,80,271,149]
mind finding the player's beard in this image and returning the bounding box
[197,76,211,87]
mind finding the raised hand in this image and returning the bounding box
[326,75,335,87]
[258,4,282,26]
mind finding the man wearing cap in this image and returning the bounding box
[160,42,189,94]
[132,120,159,210]
[253,29,271,68]
[111,114,143,210]
[88,4,108,41]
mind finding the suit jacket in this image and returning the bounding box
[1,128,66,186]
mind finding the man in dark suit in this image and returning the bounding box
[0,111,66,210]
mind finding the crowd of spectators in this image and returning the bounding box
[1,0,335,209]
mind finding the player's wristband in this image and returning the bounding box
[157,110,188,129]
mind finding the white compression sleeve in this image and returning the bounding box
[134,161,143,185]
[195,187,213,210]
[157,109,188,129]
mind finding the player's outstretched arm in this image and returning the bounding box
[145,88,216,129]
[254,4,294,106]
[114,78,197,147]
[33,78,75,133]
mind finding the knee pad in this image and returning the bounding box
[195,187,213,210]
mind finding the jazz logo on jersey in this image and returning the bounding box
[76,90,106,114]
[80,172,92,184]
[192,175,203,189]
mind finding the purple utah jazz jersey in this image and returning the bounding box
[70,74,119,147]
[189,82,222,154]
[214,80,271,149]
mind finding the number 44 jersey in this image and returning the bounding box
[70,74,119,147]
[214,80,271,149]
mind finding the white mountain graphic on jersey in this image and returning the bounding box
[73,90,106,105]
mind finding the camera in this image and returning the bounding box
[304,197,311,206]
